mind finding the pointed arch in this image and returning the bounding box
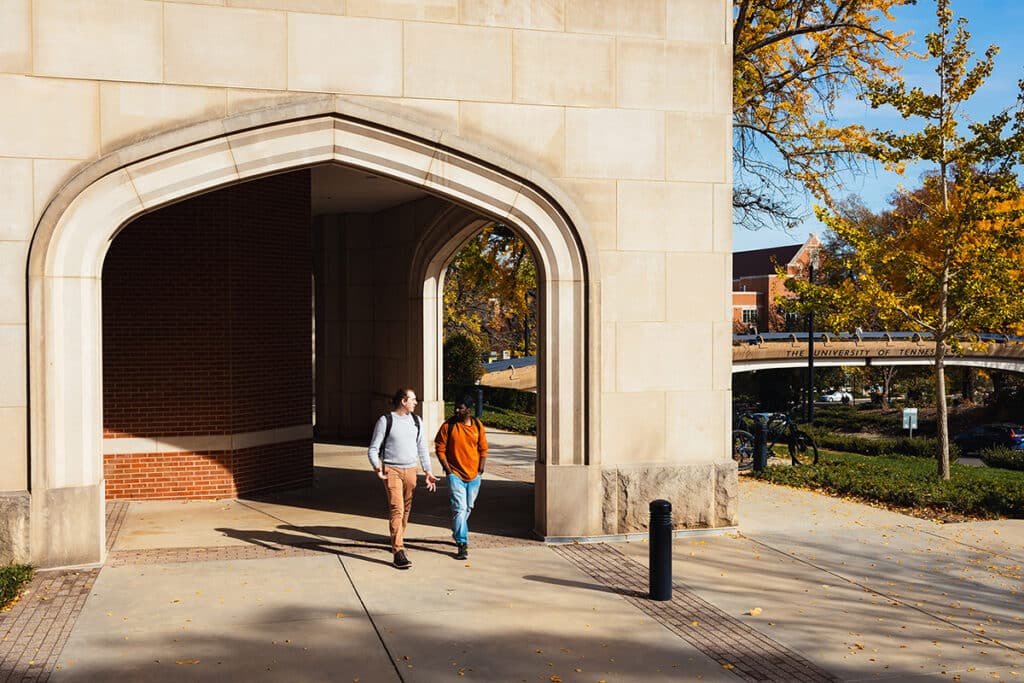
[26,97,599,565]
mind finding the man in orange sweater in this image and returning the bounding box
[434,396,488,560]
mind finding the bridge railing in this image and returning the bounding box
[733,331,1024,345]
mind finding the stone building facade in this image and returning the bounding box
[1,0,735,567]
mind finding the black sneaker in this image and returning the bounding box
[455,543,468,560]
[393,550,412,569]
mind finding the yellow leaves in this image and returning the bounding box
[176,659,200,665]
[734,0,912,229]
[748,607,763,617]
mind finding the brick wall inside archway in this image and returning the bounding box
[101,171,313,499]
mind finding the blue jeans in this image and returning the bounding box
[448,474,481,545]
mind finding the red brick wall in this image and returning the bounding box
[103,452,235,499]
[102,171,313,499]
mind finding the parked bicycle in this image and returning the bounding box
[732,412,819,470]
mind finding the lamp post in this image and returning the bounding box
[806,249,820,424]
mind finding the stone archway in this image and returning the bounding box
[27,98,599,567]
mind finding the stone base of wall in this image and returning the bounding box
[30,483,105,568]
[0,491,30,564]
[601,462,738,534]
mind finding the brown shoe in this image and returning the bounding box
[393,550,412,569]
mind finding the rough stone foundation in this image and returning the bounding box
[0,491,30,564]
[602,462,738,534]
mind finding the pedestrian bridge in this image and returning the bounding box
[733,332,1024,373]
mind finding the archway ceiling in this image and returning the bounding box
[310,163,429,215]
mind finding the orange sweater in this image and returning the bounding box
[434,419,488,481]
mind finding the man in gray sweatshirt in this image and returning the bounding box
[368,388,437,569]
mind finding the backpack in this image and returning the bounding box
[379,412,421,471]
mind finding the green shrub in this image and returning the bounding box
[980,446,1024,471]
[811,405,904,434]
[444,402,536,435]
[804,427,959,461]
[752,451,1024,518]
[446,384,536,414]
[0,564,34,609]
[480,407,537,434]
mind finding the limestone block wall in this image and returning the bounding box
[314,197,448,439]
[1,0,734,562]
[102,171,313,499]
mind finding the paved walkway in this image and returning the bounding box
[2,432,1022,681]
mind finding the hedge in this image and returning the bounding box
[810,405,906,435]
[445,384,536,414]
[980,446,1024,471]
[752,452,1024,519]
[444,402,536,435]
[804,427,959,461]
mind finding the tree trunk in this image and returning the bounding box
[881,367,896,409]
[935,338,951,480]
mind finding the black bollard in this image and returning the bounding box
[753,415,768,472]
[649,499,672,601]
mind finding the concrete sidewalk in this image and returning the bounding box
[620,480,1024,682]
[20,434,1024,682]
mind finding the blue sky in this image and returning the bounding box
[733,0,1024,252]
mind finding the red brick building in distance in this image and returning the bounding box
[732,233,822,334]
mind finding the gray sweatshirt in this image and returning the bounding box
[367,412,431,472]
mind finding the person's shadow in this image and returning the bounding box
[213,523,462,565]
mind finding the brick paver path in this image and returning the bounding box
[0,569,98,683]
[554,542,840,683]
[104,500,129,552]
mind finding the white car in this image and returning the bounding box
[819,391,853,403]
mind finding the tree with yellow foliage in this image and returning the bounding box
[733,0,912,231]
[790,0,1024,479]
[443,224,537,358]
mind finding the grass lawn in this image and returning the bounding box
[0,564,34,610]
[751,449,1024,521]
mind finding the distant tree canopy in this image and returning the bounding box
[443,223,537,358]
[733,0,912,231]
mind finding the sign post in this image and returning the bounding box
[903,408,918,438]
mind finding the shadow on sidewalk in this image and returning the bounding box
[243,465,536,542]
[207,462,535,564]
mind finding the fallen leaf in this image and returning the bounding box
[176,660,200,665]
[748,607,762,617]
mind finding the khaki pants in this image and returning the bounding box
[383,466,417,552]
